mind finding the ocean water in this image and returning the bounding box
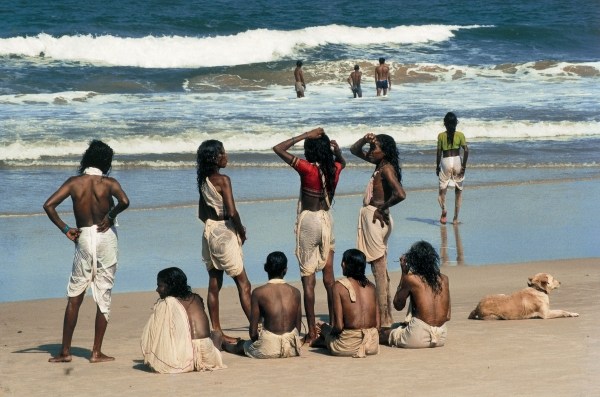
[0,0,599,301]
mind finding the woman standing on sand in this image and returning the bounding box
[197,140,252,344]
[436,112,469,225]
[273,127,345,345]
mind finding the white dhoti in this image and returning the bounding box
[323,325,379,358]
[243,329,302,359]
[295,209,334,277]
[141,297,226,373]
[388,317,448,348]
[356,205,393,263]
[67,226,118,320]
[438,155,464,190]
[202,218,244,277]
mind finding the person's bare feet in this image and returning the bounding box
[452,217,461,225]
[89,352,115,363]
[49,353,72,363]
[440,211,447,225]
[210,330,224,351]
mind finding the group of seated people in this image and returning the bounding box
[140,240,450,373]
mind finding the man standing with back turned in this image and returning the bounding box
[44,139,129,363]
[375,57,391,96]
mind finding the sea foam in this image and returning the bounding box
[0,24,484,68]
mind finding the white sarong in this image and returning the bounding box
[141,297,226,373]
[201,178,244,277]
[295,209,334,277]
[438,155,464,190]
[67,225,118,320]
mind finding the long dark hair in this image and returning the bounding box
[196,140,223,193]
[342,249,369,287]
[376,134,402,184]
[157,267,192,299]
[304,134,337,199]
[404,241,442,294]
[78,140,113,175]
[444,112,458,147]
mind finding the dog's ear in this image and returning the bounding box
[537,274,550,292]
[527,276,533,287]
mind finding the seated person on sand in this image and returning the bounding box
[223,251,303,359]
[314,249,380,358]
[141,267,226,373]
[380,241,450,348]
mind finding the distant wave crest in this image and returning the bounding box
[0,24,485,68]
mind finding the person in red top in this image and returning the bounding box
[273,127,345,345]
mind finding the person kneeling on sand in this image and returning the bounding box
[223,251,303,358]
[380,241,451,348]
[141,267,226,373]
[314,249,380,358]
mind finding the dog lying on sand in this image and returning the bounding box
[468,273,579,320]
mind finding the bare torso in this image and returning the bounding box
[349,71,362,86]
[178,294,212,339]
[333,278,379,331]
[395,273,451,327]
[294,67,304,83]
[252,282,301,336]
[375,65,389,81]
[368,163,404,208]
[43,173,128,230]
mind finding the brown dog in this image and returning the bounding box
[468,273,579,320]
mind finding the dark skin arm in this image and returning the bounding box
[209,174,246,243]
[350,133,406,227]
[393,256,451,325]
[374,164,406,226]
[273,127,346,211]
[331,282,345,335]
[249,291,261,341]
[43,176,129,240]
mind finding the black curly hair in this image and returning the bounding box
[376,134,402,184]
[78,140,114,175]
[196,140,224,193]
[157,267,192,299]
[342,249,369,287]
[304,133,337,200]
[404,241,442,294]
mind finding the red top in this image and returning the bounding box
[291,157,343,199]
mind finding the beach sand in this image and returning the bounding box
[1,258,598,396]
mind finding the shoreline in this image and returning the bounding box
[1,177,599,303]
[1,258,598,396]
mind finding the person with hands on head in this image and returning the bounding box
[273,127,346,346]
[43,139,129,363]
[380,241,450,348]
[350,132,406,328]
[197,140,252,345]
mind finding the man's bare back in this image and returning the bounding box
[252,282,301,337]
[334,278,378,330]
[395,273,450,327]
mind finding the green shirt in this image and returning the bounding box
[437,130,466,151]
